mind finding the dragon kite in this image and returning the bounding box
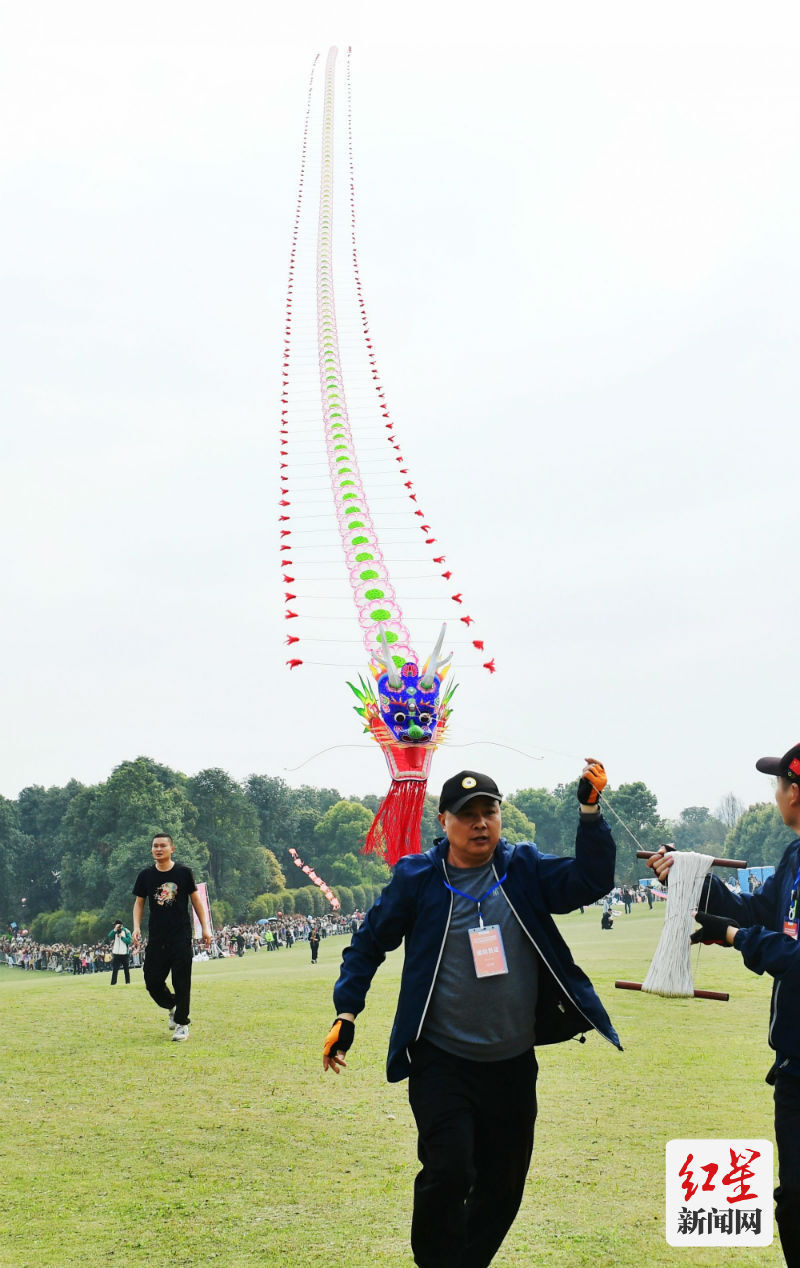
[279,47,493,864]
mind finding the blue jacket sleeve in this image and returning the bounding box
[332,865,413,1017]
[532,813,617,914]
[701,872,780,928]
[703,868,800,977]
[733,926,800,977]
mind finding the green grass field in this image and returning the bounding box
[0,907,785,1267]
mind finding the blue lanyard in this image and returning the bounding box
[788,865,800,923]
[442,870,508,928]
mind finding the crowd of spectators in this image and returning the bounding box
[1,911,363,975]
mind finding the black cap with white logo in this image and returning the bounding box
[438,771,502,815]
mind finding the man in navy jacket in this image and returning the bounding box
[648,741,800,1268]
[323,763,621,1268]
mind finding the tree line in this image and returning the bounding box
[0,755,787,944]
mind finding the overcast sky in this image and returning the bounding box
[2,1,798,825]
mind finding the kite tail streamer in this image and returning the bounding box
[365,775,431,866]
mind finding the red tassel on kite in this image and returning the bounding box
[286,659,303,669]
[460,615,474,627]
[285,610,298,619]
[286,636,300,645]
[451,594,462,604]
[472,640,484,651]
[483,659,496,673]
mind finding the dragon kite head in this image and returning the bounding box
[348,623,457,750]
[377,660,441,744]
[372,622,453,745]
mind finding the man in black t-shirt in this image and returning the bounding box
[132,832,211,1042]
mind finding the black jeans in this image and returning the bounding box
[143,939,192,1025]
[774,1070,800,1267]
[110,953,130,984]
[407,1039,538,1268]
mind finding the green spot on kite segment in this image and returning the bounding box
[364,589,385,600]
[351,535,368,545]
[355,552,374,562]
[348,520,364,529]
[370,609,391,621]
[343,493,357,500]
[360,569,379,580]
[339,479,354,487]
[392,654,405,668]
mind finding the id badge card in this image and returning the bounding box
[468,924,509,978]
[784,920,798,940]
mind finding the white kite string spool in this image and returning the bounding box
[641,852,715,997]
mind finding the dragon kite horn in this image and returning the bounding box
[419,623,452,690]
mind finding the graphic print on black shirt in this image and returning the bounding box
[154,881,178,907]
[133,862,197,942]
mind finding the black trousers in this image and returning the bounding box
[775,1071,800,1267]
[110,953,130,984]
[407,1039,538,1268]
[143,939,192,1025]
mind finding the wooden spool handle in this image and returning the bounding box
[615,980,730,1002]
[636,850,747,869]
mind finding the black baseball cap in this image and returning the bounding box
[756,743,800,783]
[438,771,502,814]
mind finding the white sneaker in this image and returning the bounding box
[168,1008,177,1030]
[172,1024,189,1042]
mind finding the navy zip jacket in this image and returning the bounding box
[333,812,622,1082]
[701,835,800,1064]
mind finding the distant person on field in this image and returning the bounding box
[132,833,211,1043]
[309,926,321,964]
[107,920,133,984]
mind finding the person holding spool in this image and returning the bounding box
[322,763,621,1268]
[648,741,800,1268]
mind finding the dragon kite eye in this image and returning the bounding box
[394,712,406,725]
[419,712,432,725]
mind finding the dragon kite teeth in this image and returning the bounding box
[279,47,495,863]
